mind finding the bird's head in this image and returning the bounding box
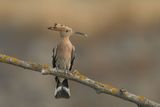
[48,23,72,37]
[48,23,87,38]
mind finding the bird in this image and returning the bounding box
[48,23,87,99]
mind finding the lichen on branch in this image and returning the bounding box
[0,53,159,107]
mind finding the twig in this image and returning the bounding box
[0,53,159,107]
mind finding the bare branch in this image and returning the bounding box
[0,53,159,107]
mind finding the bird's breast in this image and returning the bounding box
[56,41,73,70]
[56,40,73,62]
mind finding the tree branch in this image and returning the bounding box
[0,53,159,107]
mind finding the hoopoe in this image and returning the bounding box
[48,23,87,98]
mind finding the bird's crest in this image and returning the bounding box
[48,22,88,37]
[48,23,72,32]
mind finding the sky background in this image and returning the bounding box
[0,0,160,107]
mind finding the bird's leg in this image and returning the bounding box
[55,67,59,72]
[65,69,69,74]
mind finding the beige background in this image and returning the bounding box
[0,0,160,107]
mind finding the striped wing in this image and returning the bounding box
[69,46,75,71]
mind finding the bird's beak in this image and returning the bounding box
[48,25,65,32]
[74,32,88,37]
[48,26,55,30]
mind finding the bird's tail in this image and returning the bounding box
[54,76,71,99]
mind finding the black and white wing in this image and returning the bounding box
[52,47,57,68]
[69,46,75,71]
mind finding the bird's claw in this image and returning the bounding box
[65,70,68,74]
[55,67,59,72]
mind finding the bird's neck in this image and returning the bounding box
[60,36,70,42]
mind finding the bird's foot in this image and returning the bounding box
[65,70,69,74]
[55,67,59,72]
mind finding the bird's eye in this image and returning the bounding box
[66,30,68,32]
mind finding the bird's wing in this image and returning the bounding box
[52,46,57,68]
[69,46,75,71]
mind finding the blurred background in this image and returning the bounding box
[0,0,160,107]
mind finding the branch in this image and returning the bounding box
[0,53,159,107]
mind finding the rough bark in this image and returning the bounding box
[0,53,159,107]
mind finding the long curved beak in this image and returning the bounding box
[48,26,65,31]
[74,32,88,37]
[48,26,55,30]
